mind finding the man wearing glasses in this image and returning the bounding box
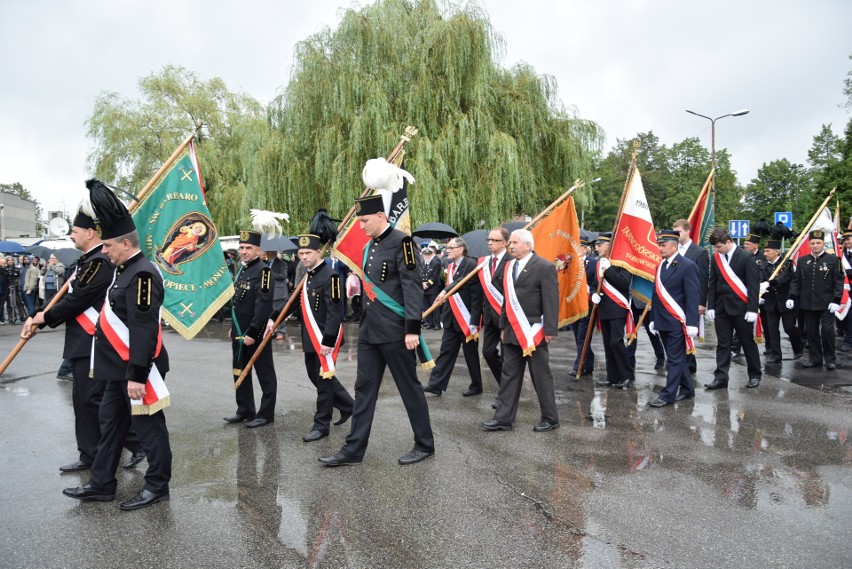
[480,228,511,392]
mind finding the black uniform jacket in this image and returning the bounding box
[682,242,710,307]
[789,252,845,310]
[440,255,483,330]
[232,256,273,341]
[708,246,759,316]
[499,253,559,344]
[93,251,169,382]
[595,263,631,321]
[422,255,443,296]
[761,258,795,313]
[360,226,424,342]
[281,261,343,352]
[42,244,113,360]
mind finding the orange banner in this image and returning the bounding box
[530,196,589,326]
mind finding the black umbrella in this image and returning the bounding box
[412,222,459,239]
[460,229,490,259]
[501,221,527,233]
[260,235,297,252]
[52,248,83,267]
[25,245,53,259]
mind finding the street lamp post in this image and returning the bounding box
[685,108,749,218]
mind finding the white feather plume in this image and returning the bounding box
[250,209,290,238]
[362,157,415,193]
[78,194,97,220]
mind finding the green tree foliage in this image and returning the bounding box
[587,132,743,231]
[86,65,269,233]
[268,0,603,232]
[741,159,811,228]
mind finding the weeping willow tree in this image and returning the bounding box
[266,0,603,231]
[86,65,272,232]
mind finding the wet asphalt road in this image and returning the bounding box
[0,319,850,568]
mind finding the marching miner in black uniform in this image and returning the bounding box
[266,233,354,442]
[759,239,803,363]
[319,193,435,466]
[62,179,172,511]
[22,200,145,473]
[225,228,276,428]
[788,230,845,370]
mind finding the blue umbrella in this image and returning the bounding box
[0,241,26,254]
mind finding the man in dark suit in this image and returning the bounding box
[591,233,634,389]
[22,202,144,473]
[319,194,434,466]
[268,234,354,442]
[648,230,700,407]
[423,237,484,396]
[569,237,596,376]
[705,228,762,389]
[840,229,852,352]
[480,227,510,387]
[61,179,171,511]
[420,246,442,329]
[225,230,276,428]
[482,229,559,432]
[760,240,803,363]
[673,219,710,374]
[264,249,290,340]
[788,230,845,370]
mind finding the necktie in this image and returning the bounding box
[490,255,497,275]
[664,260,670,271]
[513,261,519,282]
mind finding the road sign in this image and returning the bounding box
[728,220,750,239]
[774,211,793,229]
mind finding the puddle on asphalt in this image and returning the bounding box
[2,385,29,395]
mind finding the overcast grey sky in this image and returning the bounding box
[1,0,849,218]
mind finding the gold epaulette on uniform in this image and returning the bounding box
[402,236,417,271]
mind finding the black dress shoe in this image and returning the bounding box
[595,379,615,387]
[826,363,837,370]
[746,377,761,388]
[123,450,146,469]
[704,379,728,390]
[533,420,559,432]
[481,419,512,431]
[675,393,694,401]
[57,373,73,381]
[318,452,361,467]
[303,430,328,442]
[765,356,782,363]
[119,489,169,511]
[398,449,434,465]
[801,362,818,369]
[223,414,250,423]
[648,398,671,408]
[792,353,803,360]
[62,484,115,502]
[423,385,442,396]
[610,379,632,389]
[59,460,91,473]
[245,418,272,428]
[333,410,352,426]
[462,386,483,396]
[654,358,665,370]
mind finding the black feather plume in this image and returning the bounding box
[754,218,772,237]
[85,179,128,223]
[309,208,340,245]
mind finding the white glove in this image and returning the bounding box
[686,326,698,338]
[744,311,758,323]
[759,297,765,305]
[648,321,657,335]
[785,299,795,310]
[706,309,715,320]
[759,281,769,294]
[591,293,601,305]
[598,257,611,270]
[828,303,841,314]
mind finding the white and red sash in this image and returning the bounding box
[446,261,478,341]
[838,254,851,321]
[714,252,762,342]
[655,262,695,354]
[597,261,635,336]
[67,270,99,335]
[504,259,543,356]
[300,283,344,378]
[478,256,504,316]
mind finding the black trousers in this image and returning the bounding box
[342,338,434,461]
[71,357,139,464]
[89,379,171,494]
[765,309,804,359]
[481,322,502,386]
[569,316,594,374]
[494,341,559,425]
[601,318,633,382]
[232,338,277,421]
[304,353,354,434]
[427,325,482,391]
[657,330,694,402]
[802,309,837,365]
[423,291,440,328]
[713,312,762,382]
